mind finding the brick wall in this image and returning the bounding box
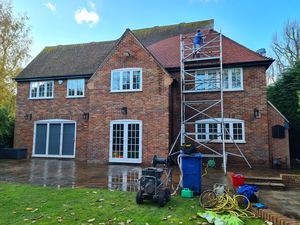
[267,103,290,168]
[14,31,173,164]
[170,66,272,167]
[14,79,90,159]
[86,30,172,163]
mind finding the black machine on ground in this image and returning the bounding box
[136,156,173,207]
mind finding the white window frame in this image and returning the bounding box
[195,118,245,143]
[193,68,243,92]
[32,119,77,158]
[66,79,85,98]
[109,120,142,163]
[29,81,54,99]
[110,68,142,93]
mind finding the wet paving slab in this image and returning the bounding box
[0,159,229,191]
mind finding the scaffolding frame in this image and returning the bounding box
[176,30,251,174]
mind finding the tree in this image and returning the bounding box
[0,106,14,147]
[271,19,300,75]
[0,0,31,113]
[267,60,300,164]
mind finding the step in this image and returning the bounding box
[245,176,283,183]
[245,181,285,190]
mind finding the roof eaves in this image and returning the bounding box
[15,73,93,82]
[268,100,290,123]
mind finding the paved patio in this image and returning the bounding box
[0,159,229,191]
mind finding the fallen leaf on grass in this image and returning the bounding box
[119,222,125,225]
[88,218,96,223]
[96,199,104,202]
[25,208,34,211]
[119,208,126,212]
[31,215,43,221]
[161,217,167,221]
[167,215,171,219]
[126,219,133,224]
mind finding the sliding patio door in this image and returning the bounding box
[33,120,76,158]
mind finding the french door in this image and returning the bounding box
[109,120,142,163]
[33,120,76,158]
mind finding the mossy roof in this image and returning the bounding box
[16,19,214,80]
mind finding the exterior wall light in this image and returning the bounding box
[121,107,127,115]
[254,108,261,119]
[82,112,89,120]
[58,80,63,85]
[24,113,32,120]
[123,51,131,57]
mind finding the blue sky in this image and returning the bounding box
[14,0,300,63]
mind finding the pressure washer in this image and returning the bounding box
[136,155,173,207]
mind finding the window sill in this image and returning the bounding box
[196,140,246,144]
[187,89,244,93]
[66,96,85,99]
[29,97,54,100]
[110,90,142,93]
[109,158,142,163]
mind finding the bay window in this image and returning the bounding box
[196,118,245,143]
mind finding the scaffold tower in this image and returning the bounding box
[175,30,252,174]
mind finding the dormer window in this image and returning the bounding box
[30,81,54,99]
[111,68,142,92]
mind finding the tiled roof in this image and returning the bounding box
[16,19,273,80]
[16,20,214,80]
[147,30,273,68]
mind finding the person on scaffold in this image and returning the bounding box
[193,29,203,59]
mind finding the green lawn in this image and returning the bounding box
[0,183,264,225]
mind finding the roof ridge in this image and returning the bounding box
[132,19,214,33]
[44,39,117,49]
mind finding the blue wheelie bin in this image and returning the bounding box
[180,152,202,194]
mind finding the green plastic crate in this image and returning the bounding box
[181,188,193,198]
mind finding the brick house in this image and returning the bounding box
[14,20,290,168]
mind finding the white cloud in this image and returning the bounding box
[45,2,56,12]
[74,8,99,27]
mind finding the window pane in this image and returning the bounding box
[31,82,38,98]
[76,79,84,96]
[197,123,206,140]
[233,123,243,140]
[127,123,140,159]
[112,72,120,90]
[133,71,140,89]
[46,81,53,97]
[232,68,242,89]
[112,124,124,158]
[209,123,218,140]
[68,80,75,96]
[195,72,205,90]
[39,82,45,97]
[122,71,130,90]
[223,69,229,89]
[207,70,219,90]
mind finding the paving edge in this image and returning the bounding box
[250,207,300,225]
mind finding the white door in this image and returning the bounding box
[109,120,142,163]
